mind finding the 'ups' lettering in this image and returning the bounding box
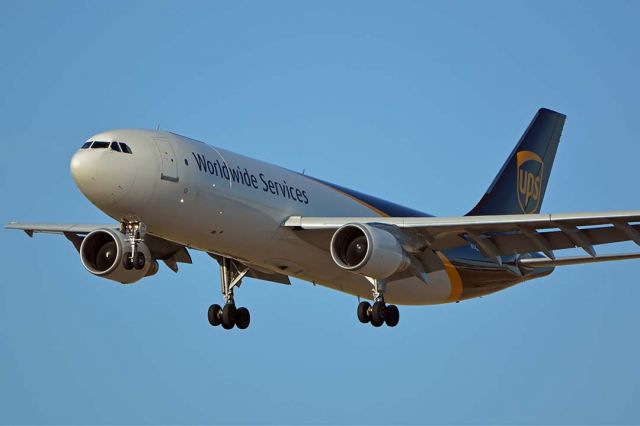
[518,170,542,204]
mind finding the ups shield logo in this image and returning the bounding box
[516,151,544,213]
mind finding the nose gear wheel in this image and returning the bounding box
[120,220,146,271]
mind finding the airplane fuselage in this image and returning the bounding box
[70,129,549,305]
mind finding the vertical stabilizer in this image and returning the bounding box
[467,108,566,216]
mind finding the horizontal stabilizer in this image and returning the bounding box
[519,252,640,268]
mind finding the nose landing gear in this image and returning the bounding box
[207,257,252,331]
[357,278,400,327]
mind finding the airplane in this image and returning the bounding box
[7,108,640,330]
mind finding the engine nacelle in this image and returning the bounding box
[79,228,157,284]
[330,223,409,279]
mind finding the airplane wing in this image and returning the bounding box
[5,222,290,284]
[283,210,640,266]
[5,222,193,271]
[5,222,115,236]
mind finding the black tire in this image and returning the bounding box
[123,252,134,270]
[221,303,237,329]
[134,252,146,270]
[236,307,250,330]
[385,304,400,327]
[370,301,386,327]
[208,304,222,326]
[357,301,371,323]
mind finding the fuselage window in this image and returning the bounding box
[81,142,92,149]
[91,141,109,149]
[119,142,133,154]
[110,142,121,152]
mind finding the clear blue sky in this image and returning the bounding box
[2,1,640,424]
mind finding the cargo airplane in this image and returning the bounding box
[7,108,640,330]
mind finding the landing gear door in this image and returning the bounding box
[153,137,179,183]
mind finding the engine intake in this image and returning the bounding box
[330,223,409,279]
[80,228,157,284]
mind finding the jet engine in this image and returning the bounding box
[330,223,409,279]
[79,228,158,284]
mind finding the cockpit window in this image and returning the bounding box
[83,140,131,153]
[119,142,133,154]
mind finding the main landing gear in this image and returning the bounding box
[121,221,146,270]
[208,257,251,330]
[357,278,400,327]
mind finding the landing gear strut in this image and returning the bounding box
[208,257,251,330]
[357,278,400,327]
[121,220,146,270]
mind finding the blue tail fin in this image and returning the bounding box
[467,108,566,216]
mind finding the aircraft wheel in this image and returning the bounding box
[385,304,400,327]
[221,303,237,329]
[370,301,386,327]
[236,307,251,330]
[357,301,371,323]
[134,252,146,270]
[208,304,222,326]
[123,252,134,270]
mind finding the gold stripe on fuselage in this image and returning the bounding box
[437,252,464,302]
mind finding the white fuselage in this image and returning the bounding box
[70,129,459,305]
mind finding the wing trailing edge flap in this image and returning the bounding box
[463,222,640,259]
[519,252,640,268]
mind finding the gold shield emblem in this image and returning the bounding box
[516,151,544,213]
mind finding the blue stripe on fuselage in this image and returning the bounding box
[308,176,432,217]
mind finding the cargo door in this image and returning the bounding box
[153,137,179,183]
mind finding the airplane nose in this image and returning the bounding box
[69,150,92,185]
[70,145,136,207]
